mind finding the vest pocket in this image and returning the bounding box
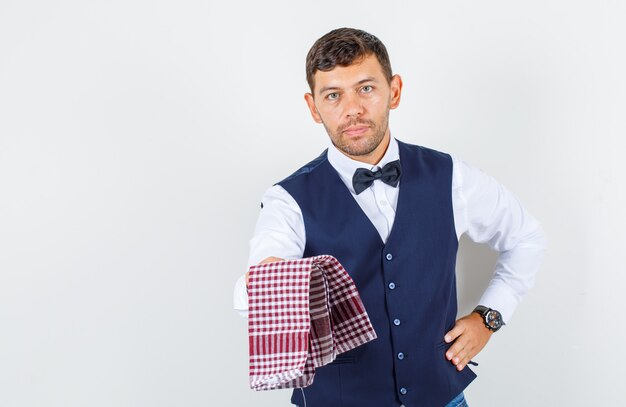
[331,354,355,364]
[435,340,451,351]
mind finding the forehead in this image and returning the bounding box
[313,54,387,95]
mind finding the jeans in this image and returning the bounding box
[445,392,468,407]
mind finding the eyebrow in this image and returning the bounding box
[318,77,377,95]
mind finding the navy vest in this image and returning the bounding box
[278,140,476,407]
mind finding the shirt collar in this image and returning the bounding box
[327,136,400,194]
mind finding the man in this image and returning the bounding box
[233,27,546,407]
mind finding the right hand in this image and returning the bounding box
[246,257,284,287]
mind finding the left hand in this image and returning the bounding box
[444,312,493,371]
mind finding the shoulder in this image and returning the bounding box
[276,149,329,186]
[447,154,496,192]
[396,139,452,163]
[396,140,453,176]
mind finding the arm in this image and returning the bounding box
[232,185,306,318]
[444,157,547,370]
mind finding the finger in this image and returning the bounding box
[456,348,477,371]
[460,340,481,368]
[453,344,475,367]
[446,336,469,361]
[449,341,469,364]
[444,322,466,343]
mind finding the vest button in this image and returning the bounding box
[393,318,401,326]
[400,387,407,395]
[397,352,404,360]
[388,282,396,290]
[386,253,393,261]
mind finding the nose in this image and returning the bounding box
[343,92,364,118]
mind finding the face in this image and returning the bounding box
[304,54,402,164]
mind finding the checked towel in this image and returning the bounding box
[247,255,377,390]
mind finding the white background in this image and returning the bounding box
[1,1,624,406]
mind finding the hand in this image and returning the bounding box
[246,257,284,287]
[444,312,492,371]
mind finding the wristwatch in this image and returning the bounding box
[473,305,505,332]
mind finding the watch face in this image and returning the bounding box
[485,310,503,330]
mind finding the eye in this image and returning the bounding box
[326,92,339,100]
[361,85,373,93]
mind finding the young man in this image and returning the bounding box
[233,27,546,407]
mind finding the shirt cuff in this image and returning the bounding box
[233,274,249,318]
[477,282,520,325]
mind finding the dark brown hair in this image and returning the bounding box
[305,27,393,93]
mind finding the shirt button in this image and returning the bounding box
[400,387,407,395]
[386,253,393,261]
[393,318,401,326]
[388,282,396,290]
[379,200,387,206]
[397,352,404,360]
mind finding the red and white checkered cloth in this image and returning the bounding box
[247,255,377,390]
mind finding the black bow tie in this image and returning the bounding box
[352,160,402,195]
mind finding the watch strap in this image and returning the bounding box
[473,305,490,316]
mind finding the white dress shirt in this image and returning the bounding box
[233,138,546,323]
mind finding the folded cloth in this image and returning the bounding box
[247,255,377,390]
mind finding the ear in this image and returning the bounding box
[304,93,323,123]
[389,74,403,110]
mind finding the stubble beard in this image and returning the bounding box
[324,111,390,158]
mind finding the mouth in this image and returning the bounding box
[342,125,370,137]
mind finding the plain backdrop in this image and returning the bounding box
[1,1,624,406]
